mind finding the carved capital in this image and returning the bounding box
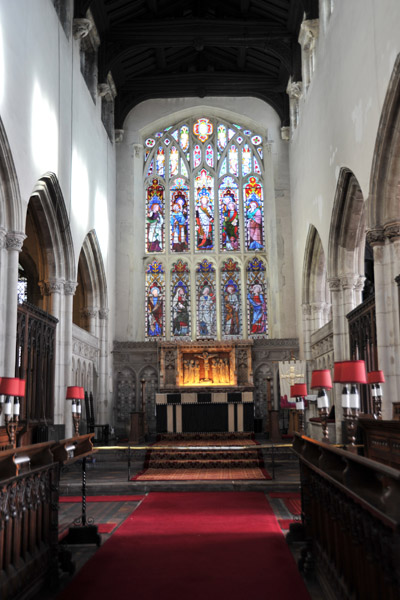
[64,281,78,295]
[280,126,290,141]
[73,18,92,40]
[98,83,111,98]
[132,143,144,159]
[99,308,109,320]
[354,275,366,293]
[302,303,312,317]
[115,129,124,143]
[81,307,98,319]
[286,80,303,101]
[384,221,400,242]
[43,279,64,295]
[6,231,25,252]
[327,277,341,292]
[299,19,319,51]
[341,274,363,291]
[366,227,385,247]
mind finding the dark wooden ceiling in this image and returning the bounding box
[74,0,319,128]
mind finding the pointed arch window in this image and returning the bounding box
[143,116,267,341]
[145,260,165,339]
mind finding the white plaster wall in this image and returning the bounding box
[290,0,400,356]
[116,97,296,341]
[0,0,116,415]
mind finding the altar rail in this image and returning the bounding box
[292,434,400,600]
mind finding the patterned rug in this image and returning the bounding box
[132,435,271,480]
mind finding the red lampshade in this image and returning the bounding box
[311,370,332,390]
[18,379,26,397]
[0,377,21,396]
[66,386,84,400]
[290,383,307,398]
[333,361,345,383]
[367,370,385,384]
[340,360,367,384]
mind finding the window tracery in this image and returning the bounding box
[144,116,268,340]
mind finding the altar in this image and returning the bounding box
[156,341,254,434]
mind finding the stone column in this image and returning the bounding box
[302,303,313,363]
[0,228,7,373]
[370,224,400,417]
[4,232,25,375]
[62,281,78,437]
[97,308,110,425]
[328,277,346,442]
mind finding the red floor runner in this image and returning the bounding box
[57,492,310,600]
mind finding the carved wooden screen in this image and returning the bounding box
[15,302,58,423]
[346,294,377,413]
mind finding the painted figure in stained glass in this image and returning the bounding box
[146,179,164,253]
[223,282,240,335]
[170,188,189,252]
[247,283,267,334]
[148,284,163,337]
[198,284,216,336]
[195,171,214,250]
[244,177,264,251]
[172,284,190,336]
[220,187,240,251]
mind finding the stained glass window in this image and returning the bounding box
[195,169,214,251]
[145,260,165,339]
[217,124,227,151]
[156,147,165,177]
[170,178,189,252]
[193,144,201,168]
[229,146,238,176]
[219,176,240,251]
[244,176,264,251]
[247,258,267,337]
[196,259,216,339]
[205,144,213,167]
[143,116,266,341]
[146,179,164,253]
[221,258,241,338]
[169,146,179,177]
[242,144,252,176]
[180,125,189,151]
[171,260,191,338]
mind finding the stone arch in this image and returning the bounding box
[365,54,400,411]
[302,225,331,370]
[73,230,108,331]
[26,172,75,288]
[368,53,400,229]
[0,116,23,232]
[303,225,329,308]
[328,168,366,281]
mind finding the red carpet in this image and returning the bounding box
[59,495,145,503]
[278,518,297,530]
[269,492,301,515]
[56,492,311,600]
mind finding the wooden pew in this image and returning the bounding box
[292,434,400,600]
